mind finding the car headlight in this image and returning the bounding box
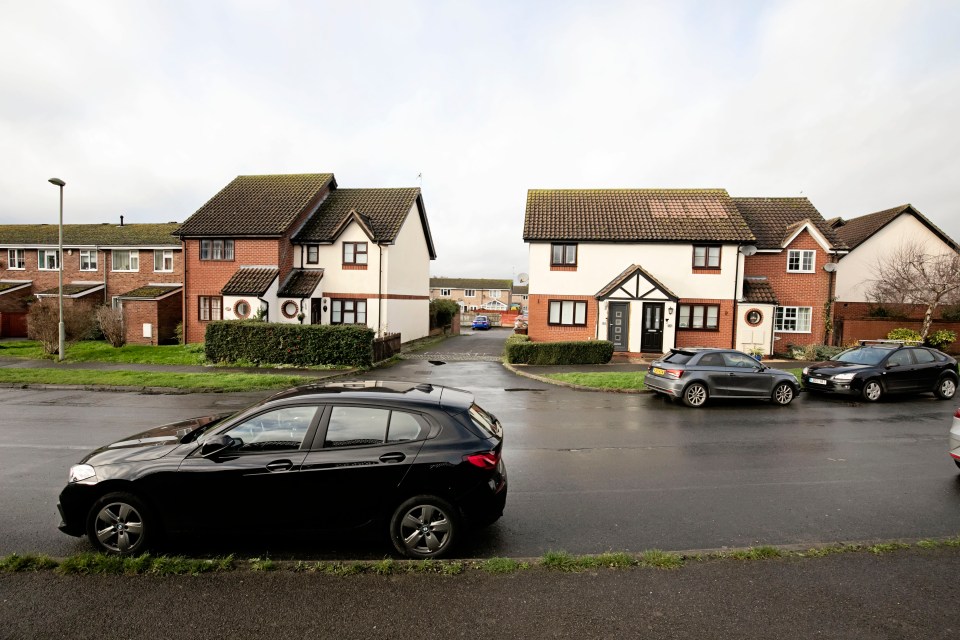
[832,373,856,381]
[68,464,98,484]
[802,367,809,375]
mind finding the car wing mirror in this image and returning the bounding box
[200,434,237,458]
[886,362,899,369]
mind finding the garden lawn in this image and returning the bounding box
[0,368,311,392]
[543,368,803,391]
[0,340,206,365]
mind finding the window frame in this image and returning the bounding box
[342,242,368,265]
[489,289,502,298]
[547,299,587,326]
[7,249,25,270]
[153,249,173,272]
[774,306,812,333]
[677,304,721,330]
[306,245,319,265]
[551,243,577,267]
[78,249,98,271]
[200,239,235,261]
[331,299,367,325]
[787,249,816,273]
[315,406,428,450]
[38,249,60,271]
[198,295,223,321]
[111,249,139,272]
[464,289,476,297]
[440,288,451,296]
[692,245,721,269]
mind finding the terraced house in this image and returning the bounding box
[176,173,435,344]
[0,220,183,343]
[429,278,514,312]
[522,189,847,356]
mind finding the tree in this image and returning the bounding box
[96,305,126,347]
[27,299,97,355]
[866,240,960,339]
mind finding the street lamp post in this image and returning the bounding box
[48,178,66,361]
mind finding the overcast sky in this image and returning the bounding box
[2,0,958,280]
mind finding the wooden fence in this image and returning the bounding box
[373,333,402,361]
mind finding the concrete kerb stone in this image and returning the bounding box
[503,361,650,394]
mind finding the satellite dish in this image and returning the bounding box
[517,273,529,283]
[739,245,758,256]
[823,262,838,272]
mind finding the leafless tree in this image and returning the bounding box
[96,305,126,347]
[866,240,960,338]
[27,299,97,355]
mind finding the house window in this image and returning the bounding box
[112,250,139,272]
[79,250,97,271]
[332,299,367,325]
[7,249,25,269]
[464,289,476,297]
[199,296,222,321]
[343,242,368,265]
[678,304,720,330]
[38,250,60,270]
[548,300,587,326]
[787,249,815,273]
[234,300,251,318]
[551,243,577,266]
[281,300,299,318]
[154,250,173,272]
[440,289,451,296]
[693,245,721,269]
[775,306,812,332]
[306,245,319,265]
[489,289,502,298]
[200,239,234,261]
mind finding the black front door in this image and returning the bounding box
[641,303,664,352]
[607,303,629,352]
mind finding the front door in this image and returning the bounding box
[311,298,322,324]
[641,303,664,352]
[607,303,630,352]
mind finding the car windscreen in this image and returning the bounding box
[833,347,890,366]
[662,351,694,364]
[468,403,502,440]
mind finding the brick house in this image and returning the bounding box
[176,173,436,344]
[429,278,513,312]
[522,189,847,355]
[0,222,183,343]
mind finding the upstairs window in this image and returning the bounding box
[489,289,502,298]
[38,249,60,270]
[440,289,451,296]
[787,249,815,273]
[80,250,98,271]
[343,242,368,265]
[7,249,25,269]
[112,250,139,272]
[200,239,234,261]
[693,245,721,269]
[551,243,577,266]
[306,245,319,265]
[464,289,476,297]
[154,250,173,272]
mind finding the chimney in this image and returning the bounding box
[120,215,124,226]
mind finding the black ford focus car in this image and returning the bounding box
[58,381,507,559]
[802,340,958,402]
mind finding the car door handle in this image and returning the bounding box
[265,460,293,472]
[379,452,406,464]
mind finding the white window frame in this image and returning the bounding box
[38,249,60,271]
[775,306,812,333]
[7,249,25,270]
[787,249,816,273]
[79,250,98,271]
[154,249,173,272]
[489,289,502,298]
[548,300,587,326]
[440,288,451,296]
[464,289,476,297]
[112,249,139,272]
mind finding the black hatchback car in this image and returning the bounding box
[58,381,507,559]
[802,341,959,402]
[645,348,800,407]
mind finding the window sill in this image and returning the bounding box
[550,265,577,271]
[677,327,720,331]
[343,264,368,270]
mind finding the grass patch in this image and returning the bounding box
[867,542,910,555]
[543,372,646,390]
[0,340,206,365]
[638,549,684,569]
[540,550,578,571]
[249,557,277,572]
[53,552,234,575]
[481,557,529,574]
[725,546,785,561]
[0,553,58,572]
[0,368,311,392]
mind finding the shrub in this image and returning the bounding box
[205,321,374,367]
[95,306,126,347]
[505,338,613,365]
[887,328,922,343]
[941,304,960,322]
[27,300,97,355]
[925,329,957,350]
[802,344,844,360]
[429,299,460,330]
[175,322,184,345]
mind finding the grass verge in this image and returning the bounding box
[541,368,804,391]
[0,368,311,392]
[0,340,206,365]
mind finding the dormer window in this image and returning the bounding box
[306,245,319,265]
[787,249,815,273]
[343,242,368,265]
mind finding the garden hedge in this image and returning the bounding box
[205,321,374,367]
[505,336,614,365]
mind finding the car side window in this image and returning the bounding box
[887,350,913,367]
[912,348,936,364]
[326,407,390,447]
[222,406,317,453]
[698,353,724,366]
[723,353,757,368]
[386,412,424,443]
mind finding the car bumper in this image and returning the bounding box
[459,461,508,527]
[801,375,861,395]
[644,376,684,397]
[950,419,960,463]
[57,483,94,537]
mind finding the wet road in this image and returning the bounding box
[1,329,959,559]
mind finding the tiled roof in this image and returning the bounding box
[278,269,324,298]
[36,283,104,297]
[732,198,846,250]
[523,189,755,242]
[118,284,182,300]
[221,267,279,296]
[294,189,433,253]
[512,285,528,295]
[0,280,31,293]
[176,174,335,237]
[743,278,778,304]
[0,223,181,246]
[595,264,678,300]
[834,205,959,251]
[430,278,513,290]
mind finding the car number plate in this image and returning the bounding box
[809,378,827,385]
[652,367,665,375]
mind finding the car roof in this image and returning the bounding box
[258,380,474,413]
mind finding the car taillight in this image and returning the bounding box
[955,408,960,419]
[663,369,684,379]
[464,450,500,469]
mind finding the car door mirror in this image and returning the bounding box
[200,434,237,458]
[886,362,899,369]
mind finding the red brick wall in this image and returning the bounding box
[743,231,834,346]
[675,299,735,348]
[103,250,183,299]
[527,294,597,342]
[834,301,956,321]
[835,318,960,354]
[123,292,182,345]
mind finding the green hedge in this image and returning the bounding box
[505,337,614,365]
[205,321,374,367]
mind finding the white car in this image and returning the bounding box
[951,408,960,470]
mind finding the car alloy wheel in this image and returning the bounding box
[390,495,459,559]
[87,492,149,555]
[936,378,957,400]
[772,383,795,406]
[862,380,882,402]
[682,383,708,408]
